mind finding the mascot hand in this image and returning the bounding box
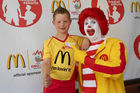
[70,44,87,64]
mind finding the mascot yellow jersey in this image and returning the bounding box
[43,34,83,80]
[78,38,127,93]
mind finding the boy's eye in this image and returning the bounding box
[58,21,61,23]
[64,21,67,23]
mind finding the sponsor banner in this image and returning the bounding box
[7,53,26,69]
[92,0,124,24]
[0,0,42,27]
[0,49,43,93]
[50,0,92,20]
[0,0,140,93]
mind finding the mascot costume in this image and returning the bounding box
[71,8,127,93]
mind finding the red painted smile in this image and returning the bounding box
[87,29,95,36]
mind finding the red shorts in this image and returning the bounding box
[43,69,77,93]
[43,78,75,93]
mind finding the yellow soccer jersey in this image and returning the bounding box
[43,34,83,80]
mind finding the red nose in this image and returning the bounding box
[88,25,91,28]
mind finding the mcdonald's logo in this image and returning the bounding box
[54,50,70,65]
[51,0,66,13]
[7,54,26,69]
[100,54,108,61]
[131,2,140,13]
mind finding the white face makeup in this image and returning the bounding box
[84,17,103,42]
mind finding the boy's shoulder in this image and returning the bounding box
[45,36,53,41]
[44,37,54,45]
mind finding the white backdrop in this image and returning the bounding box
[0,0,140,93]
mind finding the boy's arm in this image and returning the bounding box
[75,36,90,50]
[81,37,90,50]
[42,58,51,88]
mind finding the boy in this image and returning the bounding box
[42,7,89,93]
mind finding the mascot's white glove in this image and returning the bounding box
[70,44,87,64]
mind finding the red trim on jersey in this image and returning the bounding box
[85,43,126,74]
[52,34,69,42]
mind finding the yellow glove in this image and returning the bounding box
[70,44,87,64]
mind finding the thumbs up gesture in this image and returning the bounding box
[70,44,87,64]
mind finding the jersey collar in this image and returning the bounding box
[52,34,69,42]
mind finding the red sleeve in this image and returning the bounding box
[84,43,126,75]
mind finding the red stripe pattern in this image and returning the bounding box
[82,40,104,93]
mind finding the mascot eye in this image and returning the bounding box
[84,22,88,25]
[91,20,96,24]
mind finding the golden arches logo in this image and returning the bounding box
[131,2,140,13]
[54,50,71,65]
[51,0,66,13]
[100,54,108,61]
[7,54,26,69]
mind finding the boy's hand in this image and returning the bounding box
[70,44,87,64]
[81,37,90,50]
[43,75,52,88]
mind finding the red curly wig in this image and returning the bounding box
[78,8,109,36]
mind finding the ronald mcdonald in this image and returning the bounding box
[71,7,127,93]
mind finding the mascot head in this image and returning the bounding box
[78,8,109,36]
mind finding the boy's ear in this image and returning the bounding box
[70,19,72,24]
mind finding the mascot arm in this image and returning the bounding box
[84,42,127,79]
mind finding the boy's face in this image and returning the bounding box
[53,13,71,34]
[84,17,102,42]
